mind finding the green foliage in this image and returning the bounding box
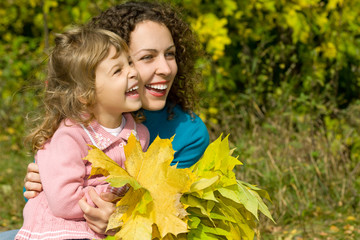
[0,141,28,231]
[184,135,274,239]
[185,0,360,127]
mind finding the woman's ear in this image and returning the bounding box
[78,96,87,105]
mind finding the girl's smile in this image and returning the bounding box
[94,46,141,128]
[125,84,140,98]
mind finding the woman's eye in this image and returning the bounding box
[140,55,153,61]
[165,52,176,58]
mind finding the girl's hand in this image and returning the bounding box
[79,187,118,235]
[24,162,43,199]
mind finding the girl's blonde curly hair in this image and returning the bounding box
[27,27,128,152]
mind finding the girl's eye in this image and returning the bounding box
[114,69,122,75]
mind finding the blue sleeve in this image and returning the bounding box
[143,106,210,169]
[171,115,210,169]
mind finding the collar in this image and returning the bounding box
[83,113,137,150]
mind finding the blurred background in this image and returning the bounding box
[0,0,359,239]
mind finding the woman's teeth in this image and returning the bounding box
[146,84,167,90]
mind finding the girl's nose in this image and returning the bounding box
[128,65,139,80]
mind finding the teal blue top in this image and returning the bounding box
[143,105,209,168]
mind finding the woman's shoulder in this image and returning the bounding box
[173,105,207,129]
[171,105,210,149]
[170,106,210,168]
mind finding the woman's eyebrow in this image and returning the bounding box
[132,48,157,56]
[132,45,175,56]
[166,45,176,51]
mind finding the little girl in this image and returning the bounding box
[15,26,149,240]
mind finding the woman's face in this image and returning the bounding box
[129,20,178,111]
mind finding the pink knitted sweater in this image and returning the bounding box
[16,113,149,240]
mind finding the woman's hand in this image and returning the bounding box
[79,188,118,235]
[23,162,43,199]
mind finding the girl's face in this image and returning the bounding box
[129,21,178,111]
[94,46,141,128]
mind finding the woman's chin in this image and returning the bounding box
[142,100,167,111]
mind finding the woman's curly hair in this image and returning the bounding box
[88,1,203,115]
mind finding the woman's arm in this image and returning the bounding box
[23,162,42,199]
[79,188,118,235]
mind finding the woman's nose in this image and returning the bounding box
[155,56,171,75]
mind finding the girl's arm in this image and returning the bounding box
[38,126,110,220]
[24,164,116,235]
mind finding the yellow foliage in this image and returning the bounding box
[327,0,344,10]
[283,8,310,43]
[85,134,195,240]
[191,13,231,60]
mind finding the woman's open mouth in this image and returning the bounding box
[145,83,168,97]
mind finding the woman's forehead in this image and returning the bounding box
[129,21,174,51]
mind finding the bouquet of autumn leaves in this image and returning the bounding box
[84,134,274,240]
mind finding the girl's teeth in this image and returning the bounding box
[126,86,139,92]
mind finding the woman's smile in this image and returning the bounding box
[145,81,169,97]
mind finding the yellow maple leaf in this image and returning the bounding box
[84,145,128,177]
[85,134,195,240]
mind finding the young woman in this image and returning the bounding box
[17,1,209,238]
[15,27,149,240]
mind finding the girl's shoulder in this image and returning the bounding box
[54,119,83,134]
[37,119,89,155]
[123,113,150,151]
[48,119,88,145]
[123,113,149,137]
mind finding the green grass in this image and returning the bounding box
[260,207,360,239]
[207,102,360,239]
[1,104,360,239]
[0,141,29,232]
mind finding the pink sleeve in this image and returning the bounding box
[136,123,150,151]
[36,126,109,220]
